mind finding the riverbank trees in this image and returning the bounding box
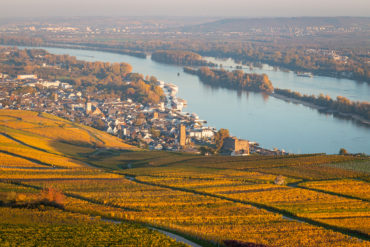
[0,47,164,105]
[184,66,274,93]
[274,88,370,121]
[151,50,215,66]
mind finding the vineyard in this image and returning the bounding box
[0,195,184,246]
[0,109,369,246]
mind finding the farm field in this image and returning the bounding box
[0,184,184,247]
[119,156,370,237]
[20,177,367,247]
[0,110,369,246]
[299,179,370,200]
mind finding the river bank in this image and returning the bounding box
[5,42,367,84]
[7,45,369,154]
[182,64,369,128]
[272,93,370,127]
[11,42,148,59]
[201,53,369,83]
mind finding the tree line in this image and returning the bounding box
[274,88,370,121]
[0,47,164,105]
[151,50,215,66]
[184,66,274,93]
[1,31,368,82]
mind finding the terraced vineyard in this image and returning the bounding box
[0,109,369,246]
[0,193,184,247]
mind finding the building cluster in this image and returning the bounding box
[0,74,217,152]
[0,21,364,38]
[305,49,349,63]
[0,73,287,155]
[0,23,167,36]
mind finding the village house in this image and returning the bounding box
[222,136,250,156]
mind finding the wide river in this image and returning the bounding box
[15,46,370,154]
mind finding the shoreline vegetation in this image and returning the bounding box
[151,50,216,67]
[0,47,165,106]
[273,88,370,125]
[184,66,369,125]
[0,40,148,59]
[272,93,370,126]
[196,49,369,84]
[48,43,148,59]
[2,44,368,126]
[1,35,368,83]
[183,66,274,93]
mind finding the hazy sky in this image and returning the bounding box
[2,0,370,18]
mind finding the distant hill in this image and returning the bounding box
[181,17,370,33]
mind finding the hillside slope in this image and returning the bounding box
[181,17,370,33]
[0,109,369,246]
[0,110,136,169]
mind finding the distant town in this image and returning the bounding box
[0,70,287,156]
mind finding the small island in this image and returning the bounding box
[151,50,216,67]
[184,66,274,93]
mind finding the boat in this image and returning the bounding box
[297,72,313,78]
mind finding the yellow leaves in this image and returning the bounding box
[118,163,370,245]
[18,176,368,247]
[16,193,27,202]
[0,110,368,246]
[0,153,44,168]
[0,208,185,246]
[301,179,370,200]
[0,110,134,153]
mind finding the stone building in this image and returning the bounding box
[222,136,249,155]
[179,124,186,147]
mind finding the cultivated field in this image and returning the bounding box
[0,110,369,246]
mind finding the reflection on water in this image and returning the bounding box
[205,56,370,102]
[261,93,270,102]
[13,45,370,154]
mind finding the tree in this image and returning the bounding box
[112,63,121,75]
[126,88,135,95]
[39,187,65,207]
[149,76,158,85]
[199,146,215,156]
[94,118,106,130]
[339,148,348,155]
[214,128,230,152]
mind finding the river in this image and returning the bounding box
[205,57,370,102]
[12,46,370,154]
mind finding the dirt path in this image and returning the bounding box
[149,228,202,247]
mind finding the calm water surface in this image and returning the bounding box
[16,46,370,154]
[205,57,370,102]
